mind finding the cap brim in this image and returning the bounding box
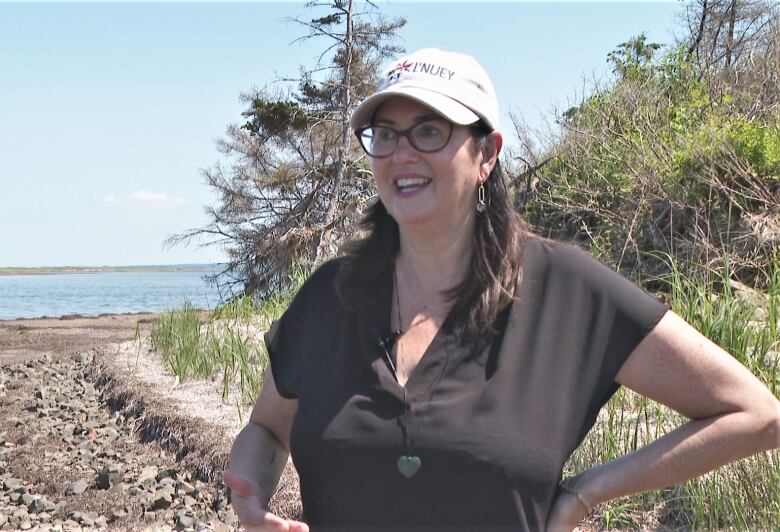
[350,85,480,131]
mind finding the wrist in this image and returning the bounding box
[558,476,596,515]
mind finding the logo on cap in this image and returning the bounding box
[386,61,457,83]
[387,60,413,82]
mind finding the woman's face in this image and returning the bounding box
[369,97,492,232]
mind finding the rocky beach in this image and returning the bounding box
[0,314,300,531]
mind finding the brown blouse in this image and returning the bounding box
[266,239,668,531]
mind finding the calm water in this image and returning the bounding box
[0,271,224,320]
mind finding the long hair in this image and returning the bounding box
[336,133,528,336]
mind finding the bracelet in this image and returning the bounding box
[558,477,595,515]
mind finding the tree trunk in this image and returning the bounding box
[725,0,737,67]
[317,0,354,261]
[688,0,709,58]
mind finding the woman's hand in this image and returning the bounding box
[224,471,309,531]
[546,490,590,532]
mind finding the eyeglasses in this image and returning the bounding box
[355,119,454,158]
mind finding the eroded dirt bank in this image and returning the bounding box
[0,315,244,531]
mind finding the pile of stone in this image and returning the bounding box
[0,353,241,531]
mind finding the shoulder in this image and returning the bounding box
[284,258,345,315]
[520,237,663,308]
[304,257,343,289]
[521,237,604,278]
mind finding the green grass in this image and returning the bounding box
[148,265,309,407]
[566,254,780,529]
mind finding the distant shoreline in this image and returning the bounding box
[0,265,222,276]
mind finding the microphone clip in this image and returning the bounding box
[377,329,402,351]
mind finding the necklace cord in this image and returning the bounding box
[393,264,464,456]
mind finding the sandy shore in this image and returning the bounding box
[0,313,158,366]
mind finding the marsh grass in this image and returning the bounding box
[148,266,309,407]
[566,254,780,529]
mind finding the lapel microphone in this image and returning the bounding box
[377,329,403,378]
[377,329,402,352]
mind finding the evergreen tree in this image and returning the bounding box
[170,1,404,297]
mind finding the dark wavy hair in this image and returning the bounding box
[336,128,528,336]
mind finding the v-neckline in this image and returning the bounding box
[356,262,465,402]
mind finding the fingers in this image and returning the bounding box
[287,521,310,532]
[225,471,308,531]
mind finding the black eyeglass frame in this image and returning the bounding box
[354,120,455,159]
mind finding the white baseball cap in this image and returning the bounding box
[350,48,500,132]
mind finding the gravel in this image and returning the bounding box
[0,352,241,530]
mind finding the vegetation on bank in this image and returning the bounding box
[148,267,308,408]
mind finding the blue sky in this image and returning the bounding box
[0,1,681,267]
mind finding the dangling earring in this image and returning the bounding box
[476,183,486,214]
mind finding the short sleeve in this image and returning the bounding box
[263,260,342,399]
[553,244,669,433]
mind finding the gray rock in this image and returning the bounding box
[27,496,53,513]
[176,514,196,531]
[70,510,97,526]
[34,387,49,401]
[74,352,93,365]
[20,493,35,507]
[159,477,177,494]
[137,466,158,486]
[3,478,23,491]
[156,468,176,481]
[62,519,81,530]
[183,495,197,508]
[65,478,89,495]
[94,515,108,528]
[0,514,6,528]
[151,489,173,510]
[96,464,123,490]
[77,449,94,460]
[177,480,196,495]
[100,427,119,440]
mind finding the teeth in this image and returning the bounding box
[396,177,430,188]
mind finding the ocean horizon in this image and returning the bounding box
[0,269,228,320]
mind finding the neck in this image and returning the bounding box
[395,215,475,298]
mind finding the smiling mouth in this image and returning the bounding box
[395,177,432,193]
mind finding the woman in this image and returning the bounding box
[226,48,780,531]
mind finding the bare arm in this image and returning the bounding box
[227,370,307,530]
[548,311,780,530]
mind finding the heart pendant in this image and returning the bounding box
[397,455,422,478]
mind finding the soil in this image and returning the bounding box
[0,314,156,366]
[0,314,248,531]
